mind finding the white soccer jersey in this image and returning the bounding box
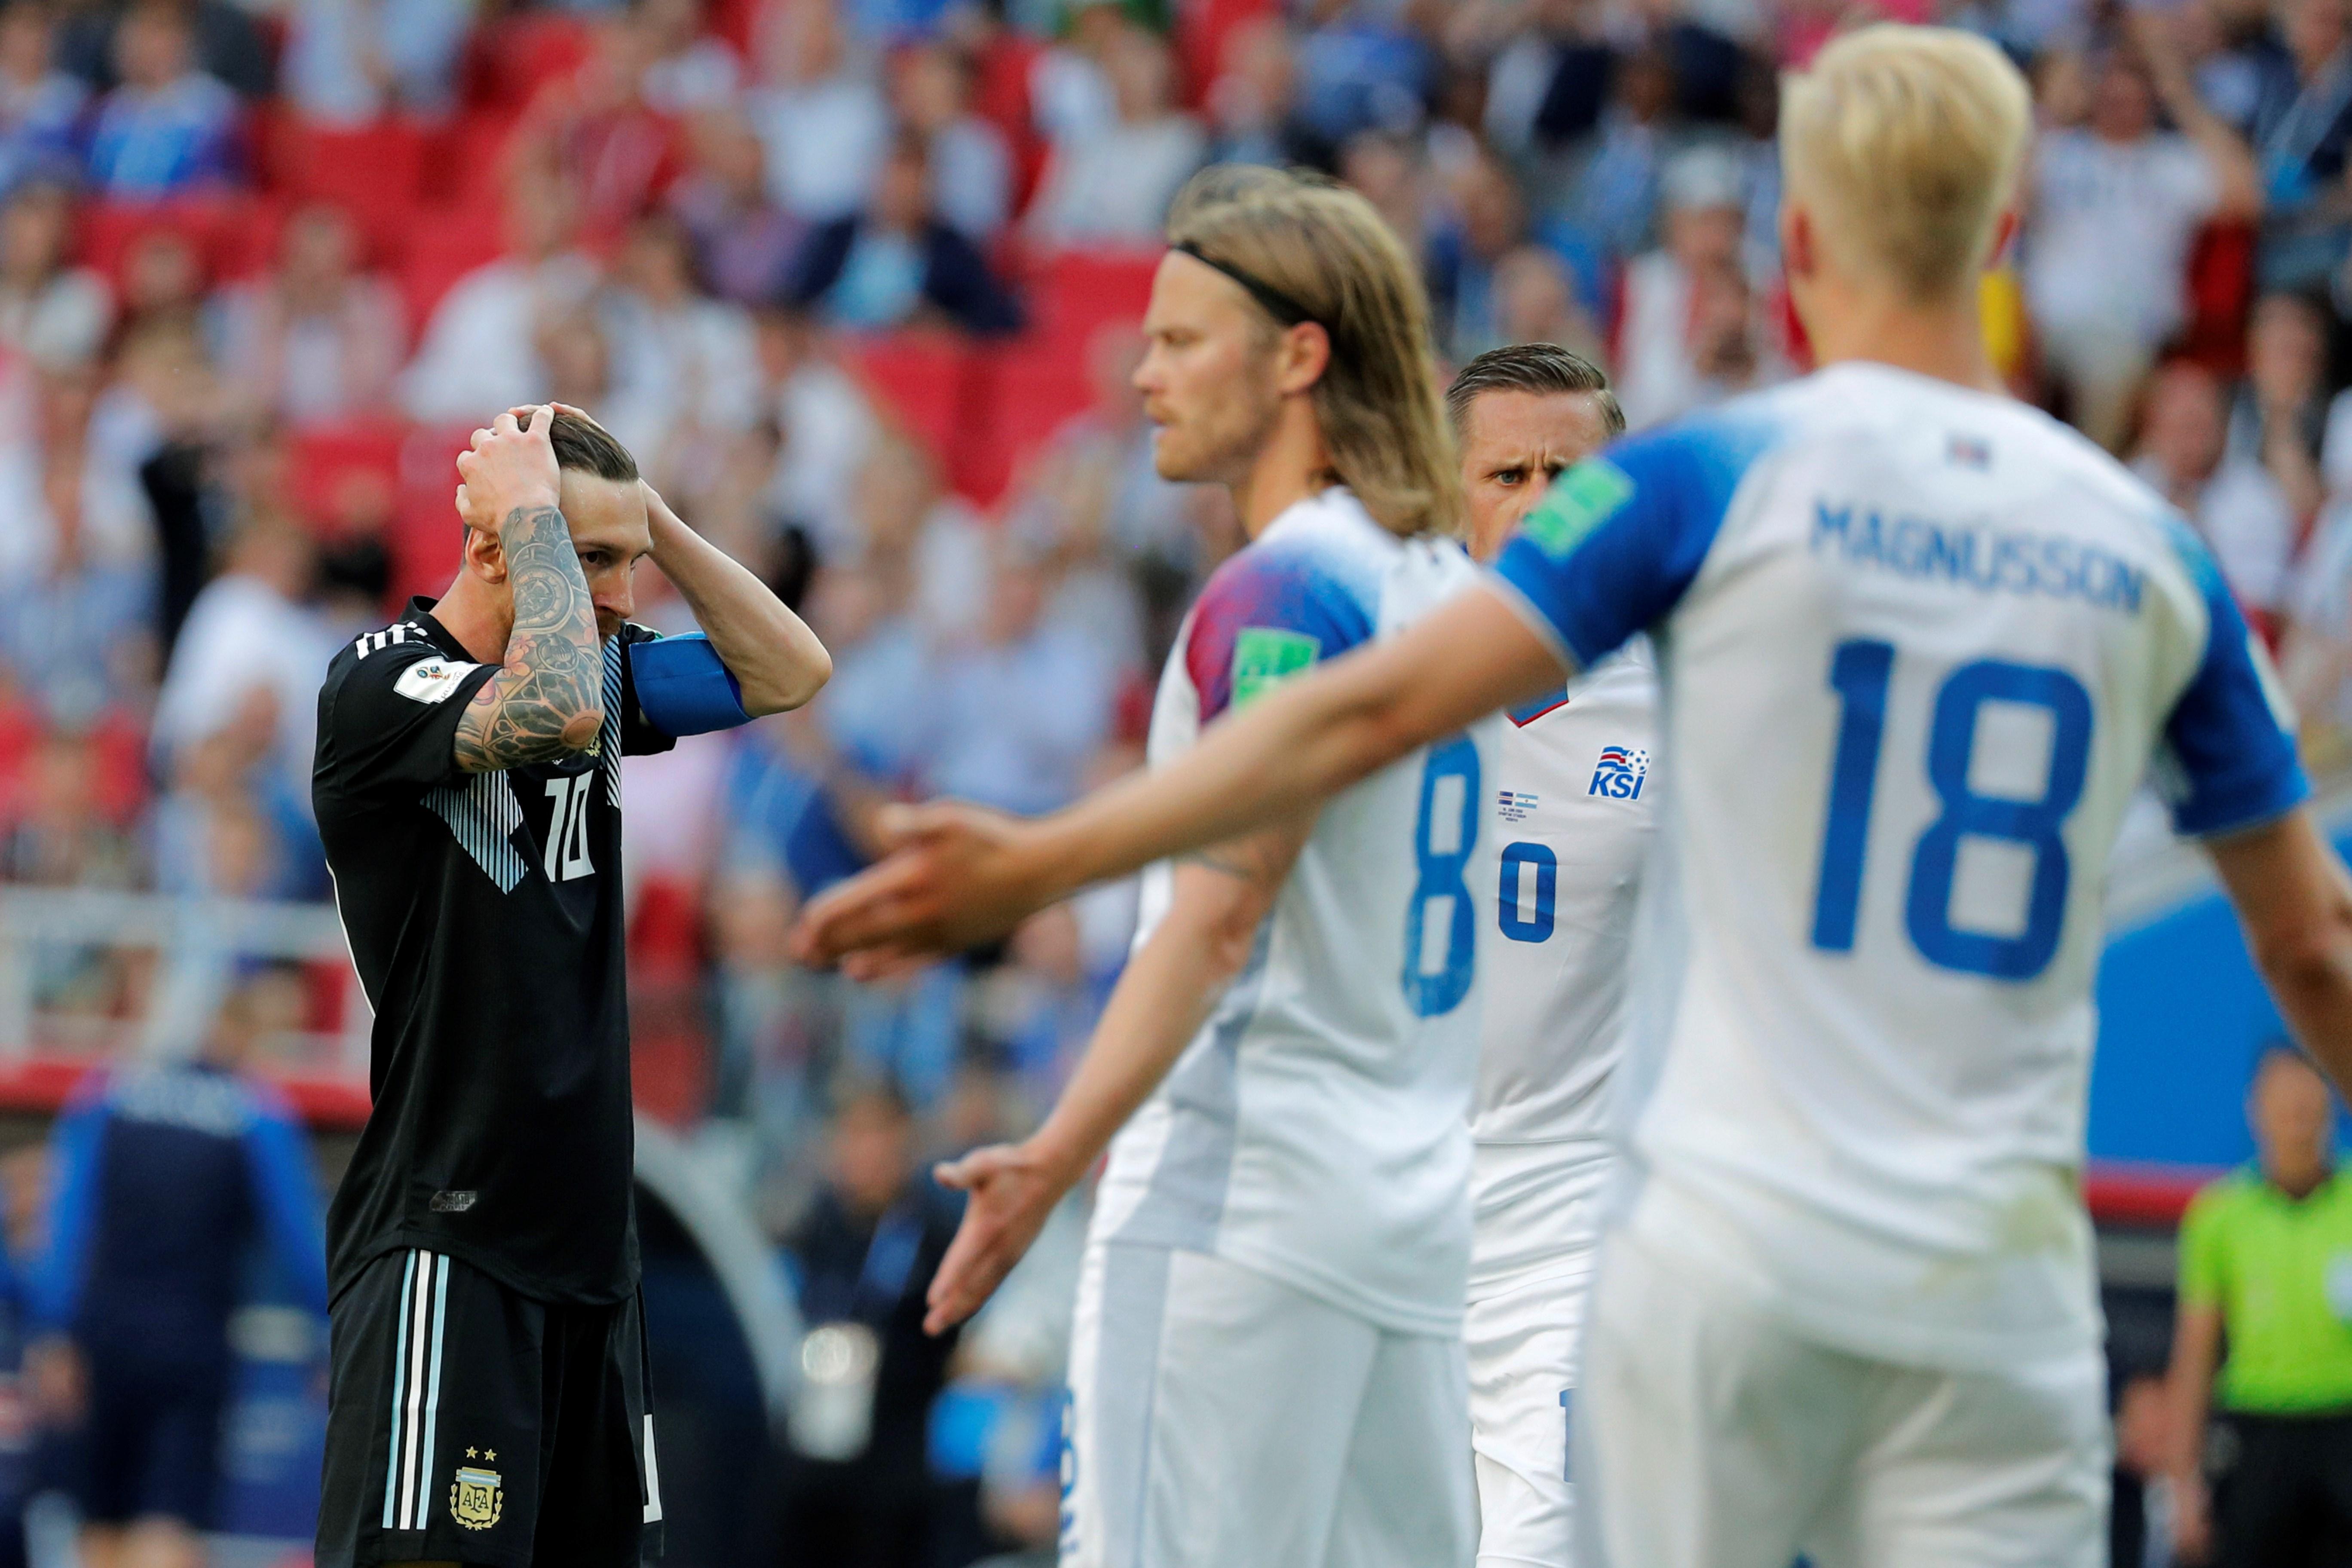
[1093,487,1497,1337]
[1469,645,1657,1291]
[1491,361,2309,1372]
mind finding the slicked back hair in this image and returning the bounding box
[1445,343,1626,440]
[1167,165,1463,539]
[543,407,639,483]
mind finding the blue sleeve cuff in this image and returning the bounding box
[629,634,754,737]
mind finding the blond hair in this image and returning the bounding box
[1167,165,1463,539]
[1779,25,2031,300]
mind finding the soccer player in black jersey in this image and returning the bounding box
[310,404,829,1568]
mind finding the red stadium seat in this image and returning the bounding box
[288,420,407,536]
[264,116,430,260]
[962,339,1104,507]
[1030,248,1161,347]
[77,193,284,291]
[462,13,594,116]
[845,331,981,470]
[395,202,505,338]
[388,422,475,604]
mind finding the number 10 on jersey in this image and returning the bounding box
[1810,638,2092,983]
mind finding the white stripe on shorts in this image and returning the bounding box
[382,1251,450,1531]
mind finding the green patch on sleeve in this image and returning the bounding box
[1520,459,1635,559]
[1230,627,1321,709]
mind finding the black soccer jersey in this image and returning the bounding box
[313,599,675,1305]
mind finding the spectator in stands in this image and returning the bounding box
[0,184,110,372]
[2026,31,2260,454]
[56,0,272,101]
[789,131,1023,334]
[148,514,333,800]
[2135,359,2298,627]
[1477,0,1615,159]
[673,109,808,306]
[401,176,599,422]
[1340,127,1429,257]
[749,0,891,224]
[1206,16,1333,172]
[757,305,881,557]
[0,361,154,591]
[2233,290,2332,527]
[1428,142,1547,360]
[0,5,84,199]
[83,2,242,196]
[0,362,157,727]
[636,0,741,114]
[2168,1046,2352,1564]
[1491,243,1606,366]
[1292,0,1437,145]
[1001,323,1190,658]
[597,209,764,470]
[0,730,141,889]
[214,204,404,429]
[1558,41,1677,263]
[914,539,1117,818]
[24,977,328,1568]
[279,0,473,126]
[151,688,323,902]
[1027,0,1121,146]
[520,14,688,251]
[777,1075,964,1568]
[892,41,1012,243]
[2253,0,2352,294]
[1026,25,1203,248]
[1615,145,1788,429]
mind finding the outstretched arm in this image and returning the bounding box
[922,821,1310,1334]
[794,583,1562,965]
[451,407,606,772]
[641,479,831,715]
[2210,806,2352,1093]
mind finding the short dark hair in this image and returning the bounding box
[1445,343,1626,440]
[540,407,638,483]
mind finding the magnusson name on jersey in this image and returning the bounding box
[1809,500,2147,616]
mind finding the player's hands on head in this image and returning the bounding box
[923,1140,1065,1335]
[454,404,562,533]
[790,801,1054,974]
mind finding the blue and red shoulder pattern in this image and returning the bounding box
[1184,535,1378,723]
[1493,405,1782,671]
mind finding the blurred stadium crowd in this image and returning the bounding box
[0,0,2350,1559]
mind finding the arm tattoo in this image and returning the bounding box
[453,505,605,772]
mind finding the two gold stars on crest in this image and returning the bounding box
[465,1447,499,1461]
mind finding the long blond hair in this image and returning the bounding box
[1166,165,1463,539]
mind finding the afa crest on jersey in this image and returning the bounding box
[1588,746,1648,800]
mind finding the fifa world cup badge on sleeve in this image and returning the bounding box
[451,1453,503,1530]
[1522,459,1634,558]
[1231,627,1321,708]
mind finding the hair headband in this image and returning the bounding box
[1173,241,1321,329]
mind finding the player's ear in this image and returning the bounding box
[463,523,507,585]
[1781,202,1816,284]
[1276,320,1332,397]
[1983,206,2021,271]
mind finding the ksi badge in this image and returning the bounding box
[450,1464,503,1530]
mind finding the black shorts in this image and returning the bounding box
[2211,1409,2352,1568]
[72,1356,227,1528]
[316,1247,664,1568]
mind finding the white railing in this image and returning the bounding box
[0,886,369,1072]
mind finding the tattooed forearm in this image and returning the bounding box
[453,505,606,772]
